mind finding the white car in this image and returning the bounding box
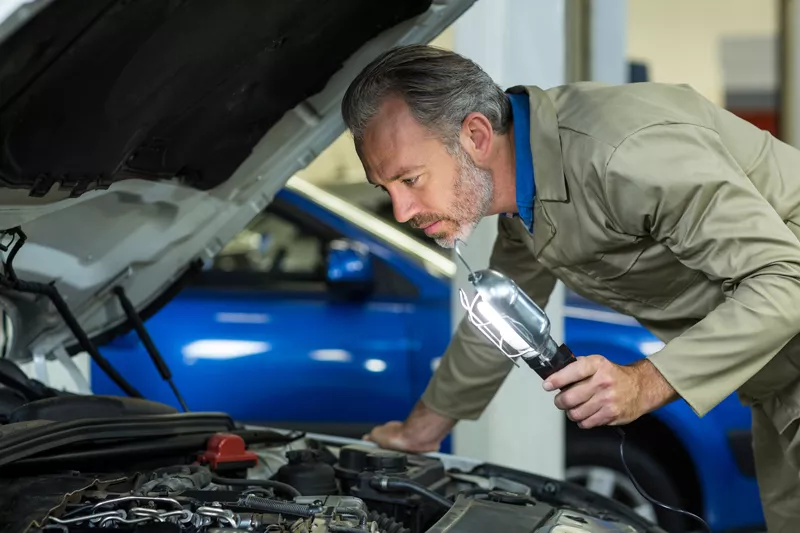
[0,1,665,532]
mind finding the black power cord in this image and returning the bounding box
[113,286,189,412]
[1,310,8,358]
[614,427,711,533]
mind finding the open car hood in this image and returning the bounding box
[0,0,475,362]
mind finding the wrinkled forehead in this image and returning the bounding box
[358,98,446,185]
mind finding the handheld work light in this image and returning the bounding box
[455,241,576,379]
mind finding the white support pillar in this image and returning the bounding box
[590,0,628,85]
[781,0,800,148]
[449,0,568,480]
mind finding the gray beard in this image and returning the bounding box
[433,145,494,248]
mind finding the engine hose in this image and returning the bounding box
[237,494,322,517]
[211,475,301,499]
[369,476,452,511]
[336,507,368,527]
[368,511,411,533]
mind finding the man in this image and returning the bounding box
[340,44,800,531]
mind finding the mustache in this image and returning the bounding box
[409,213,452,229]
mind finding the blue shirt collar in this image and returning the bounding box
[505,92,536,233]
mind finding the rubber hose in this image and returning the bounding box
[369,476,452,511]
[237,494,321,517]
[211,475,301,499]
[336,506,368,527]
[368,511,411,533]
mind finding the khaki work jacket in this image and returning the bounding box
[422,82,800,432]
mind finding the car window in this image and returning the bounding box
[211,210,324,278]
[195,194,421,298]
[197,204,330,292]
[321,182,450,259]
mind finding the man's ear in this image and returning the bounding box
[460,112,494,164]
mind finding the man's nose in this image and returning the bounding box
[391,191,418,224]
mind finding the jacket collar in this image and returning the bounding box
[505,85,568,202]
[504,85,566,262]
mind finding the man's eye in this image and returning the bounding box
[402,176,419,186]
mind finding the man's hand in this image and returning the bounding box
[363,401,456,453]
[543,355,678,428]
[363,421,441,453]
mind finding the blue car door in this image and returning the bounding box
[94,196,419,437]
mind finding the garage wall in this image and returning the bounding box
[300,0,780,187]
[627,0,778,105]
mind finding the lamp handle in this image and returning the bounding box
[523,343,577,380]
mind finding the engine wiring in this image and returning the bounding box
[40,486,378,533]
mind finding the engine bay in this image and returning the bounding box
[0,409,659,533]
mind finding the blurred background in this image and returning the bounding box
[298,0,781,192]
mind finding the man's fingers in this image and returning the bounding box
[567,398,603,424]
[577,408,615,429]
[554,381,595,410]
[544,356,599,391]
[576,398,625,428]
[547,355,637,429]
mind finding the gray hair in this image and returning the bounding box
[341,45,511,151]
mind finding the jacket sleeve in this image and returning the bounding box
[420,216,558,420]
[604,123,800,417]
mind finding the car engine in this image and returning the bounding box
[3,429,658,533]
[39,489,391,533]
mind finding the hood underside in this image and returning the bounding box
[0,0,476,361]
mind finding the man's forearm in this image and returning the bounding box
[402,400,456,448]
[632,358,679,413]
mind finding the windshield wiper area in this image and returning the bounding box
[0,227,142,398]
[0,227,190,411]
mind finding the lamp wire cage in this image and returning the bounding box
[458,288,536,362]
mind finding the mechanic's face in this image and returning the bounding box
[359,98,494,248]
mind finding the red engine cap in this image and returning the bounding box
[198,432,259,471]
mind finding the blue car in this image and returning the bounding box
[92,177,764,533]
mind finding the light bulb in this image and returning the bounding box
[475,300,531,353]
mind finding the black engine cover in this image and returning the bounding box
[426,496,554,533]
